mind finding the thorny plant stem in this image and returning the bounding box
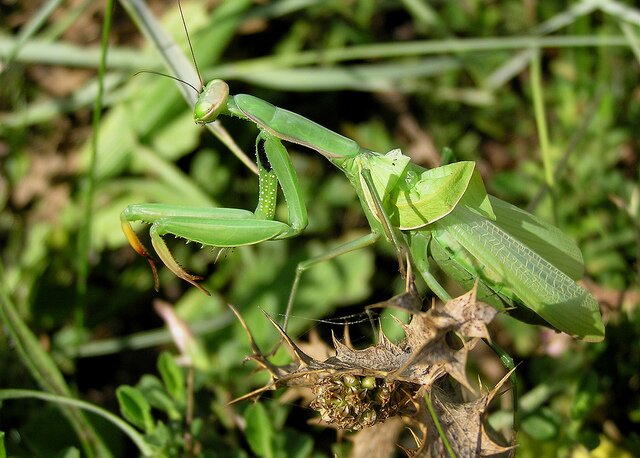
[425,276,520,435]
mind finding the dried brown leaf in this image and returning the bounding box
[416,371,516,458]
[349,417,404,458]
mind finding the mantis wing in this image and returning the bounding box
[386,161,495,230]
[488,196,584,279]
[428,204,604,342]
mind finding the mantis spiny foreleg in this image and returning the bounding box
[121,132,307,295]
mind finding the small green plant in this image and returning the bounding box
[115,352,189,456]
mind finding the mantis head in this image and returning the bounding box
[194,79,229,124]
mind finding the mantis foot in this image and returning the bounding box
[149,231,210,296]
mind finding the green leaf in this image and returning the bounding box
[245,403,275,458]
[276,428,313,458]
[571,372,598,420]
[116,385,154,433]
[53,447,80,458]
[138,375,182,421]
[521,408,561,441]
[144,421,170,451]
[157,352,185,404]
[191,418,203,437]
[0,431,5,458]
[576,430,600,451]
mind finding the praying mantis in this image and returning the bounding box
[121,77,604,343]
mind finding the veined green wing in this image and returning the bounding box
[488,196,584,279]
[428,204,604,342]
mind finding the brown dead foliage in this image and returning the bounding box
[231,286,515,456]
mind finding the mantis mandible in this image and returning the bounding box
[121,78,604,342]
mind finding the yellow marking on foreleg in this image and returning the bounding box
[121,219,160,291]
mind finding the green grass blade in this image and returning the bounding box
[69,313,233,358]
[119,0,258,174]
[620,21,640,63]
[0,262,73,407]
[0,34,160,68]
[530,49,554,191]
[211,35,630,72]
[118,0,199,103]
[0,261,112,457]
[599,1,640,27]
[77,0,115,328]
[1,0,65,69]
[485,1,600,88]
[0,389,152,456]
[244,0,324,18]
[0,34,629,70]
[234,58,461,91]
[527,91,605,212]
[425,393,457,458]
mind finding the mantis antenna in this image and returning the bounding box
[177,0,203,89]
[132,70,200,94]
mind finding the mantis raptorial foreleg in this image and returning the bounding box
[122,132,307,295]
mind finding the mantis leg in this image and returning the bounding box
[283,232,381,331]
[406,232,451,302]
[121,206,260,291]
[121,205,292,294]
[121,133,308,294]
[283,162,423,331]
[359,168,417,295]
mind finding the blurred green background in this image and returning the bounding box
[1,0,639,456]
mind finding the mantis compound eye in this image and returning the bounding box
[194,79,229,124]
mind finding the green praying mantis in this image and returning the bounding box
[121,78,604,343]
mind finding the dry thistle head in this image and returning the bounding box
[230,286,514,455]
[310,374,417,431]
